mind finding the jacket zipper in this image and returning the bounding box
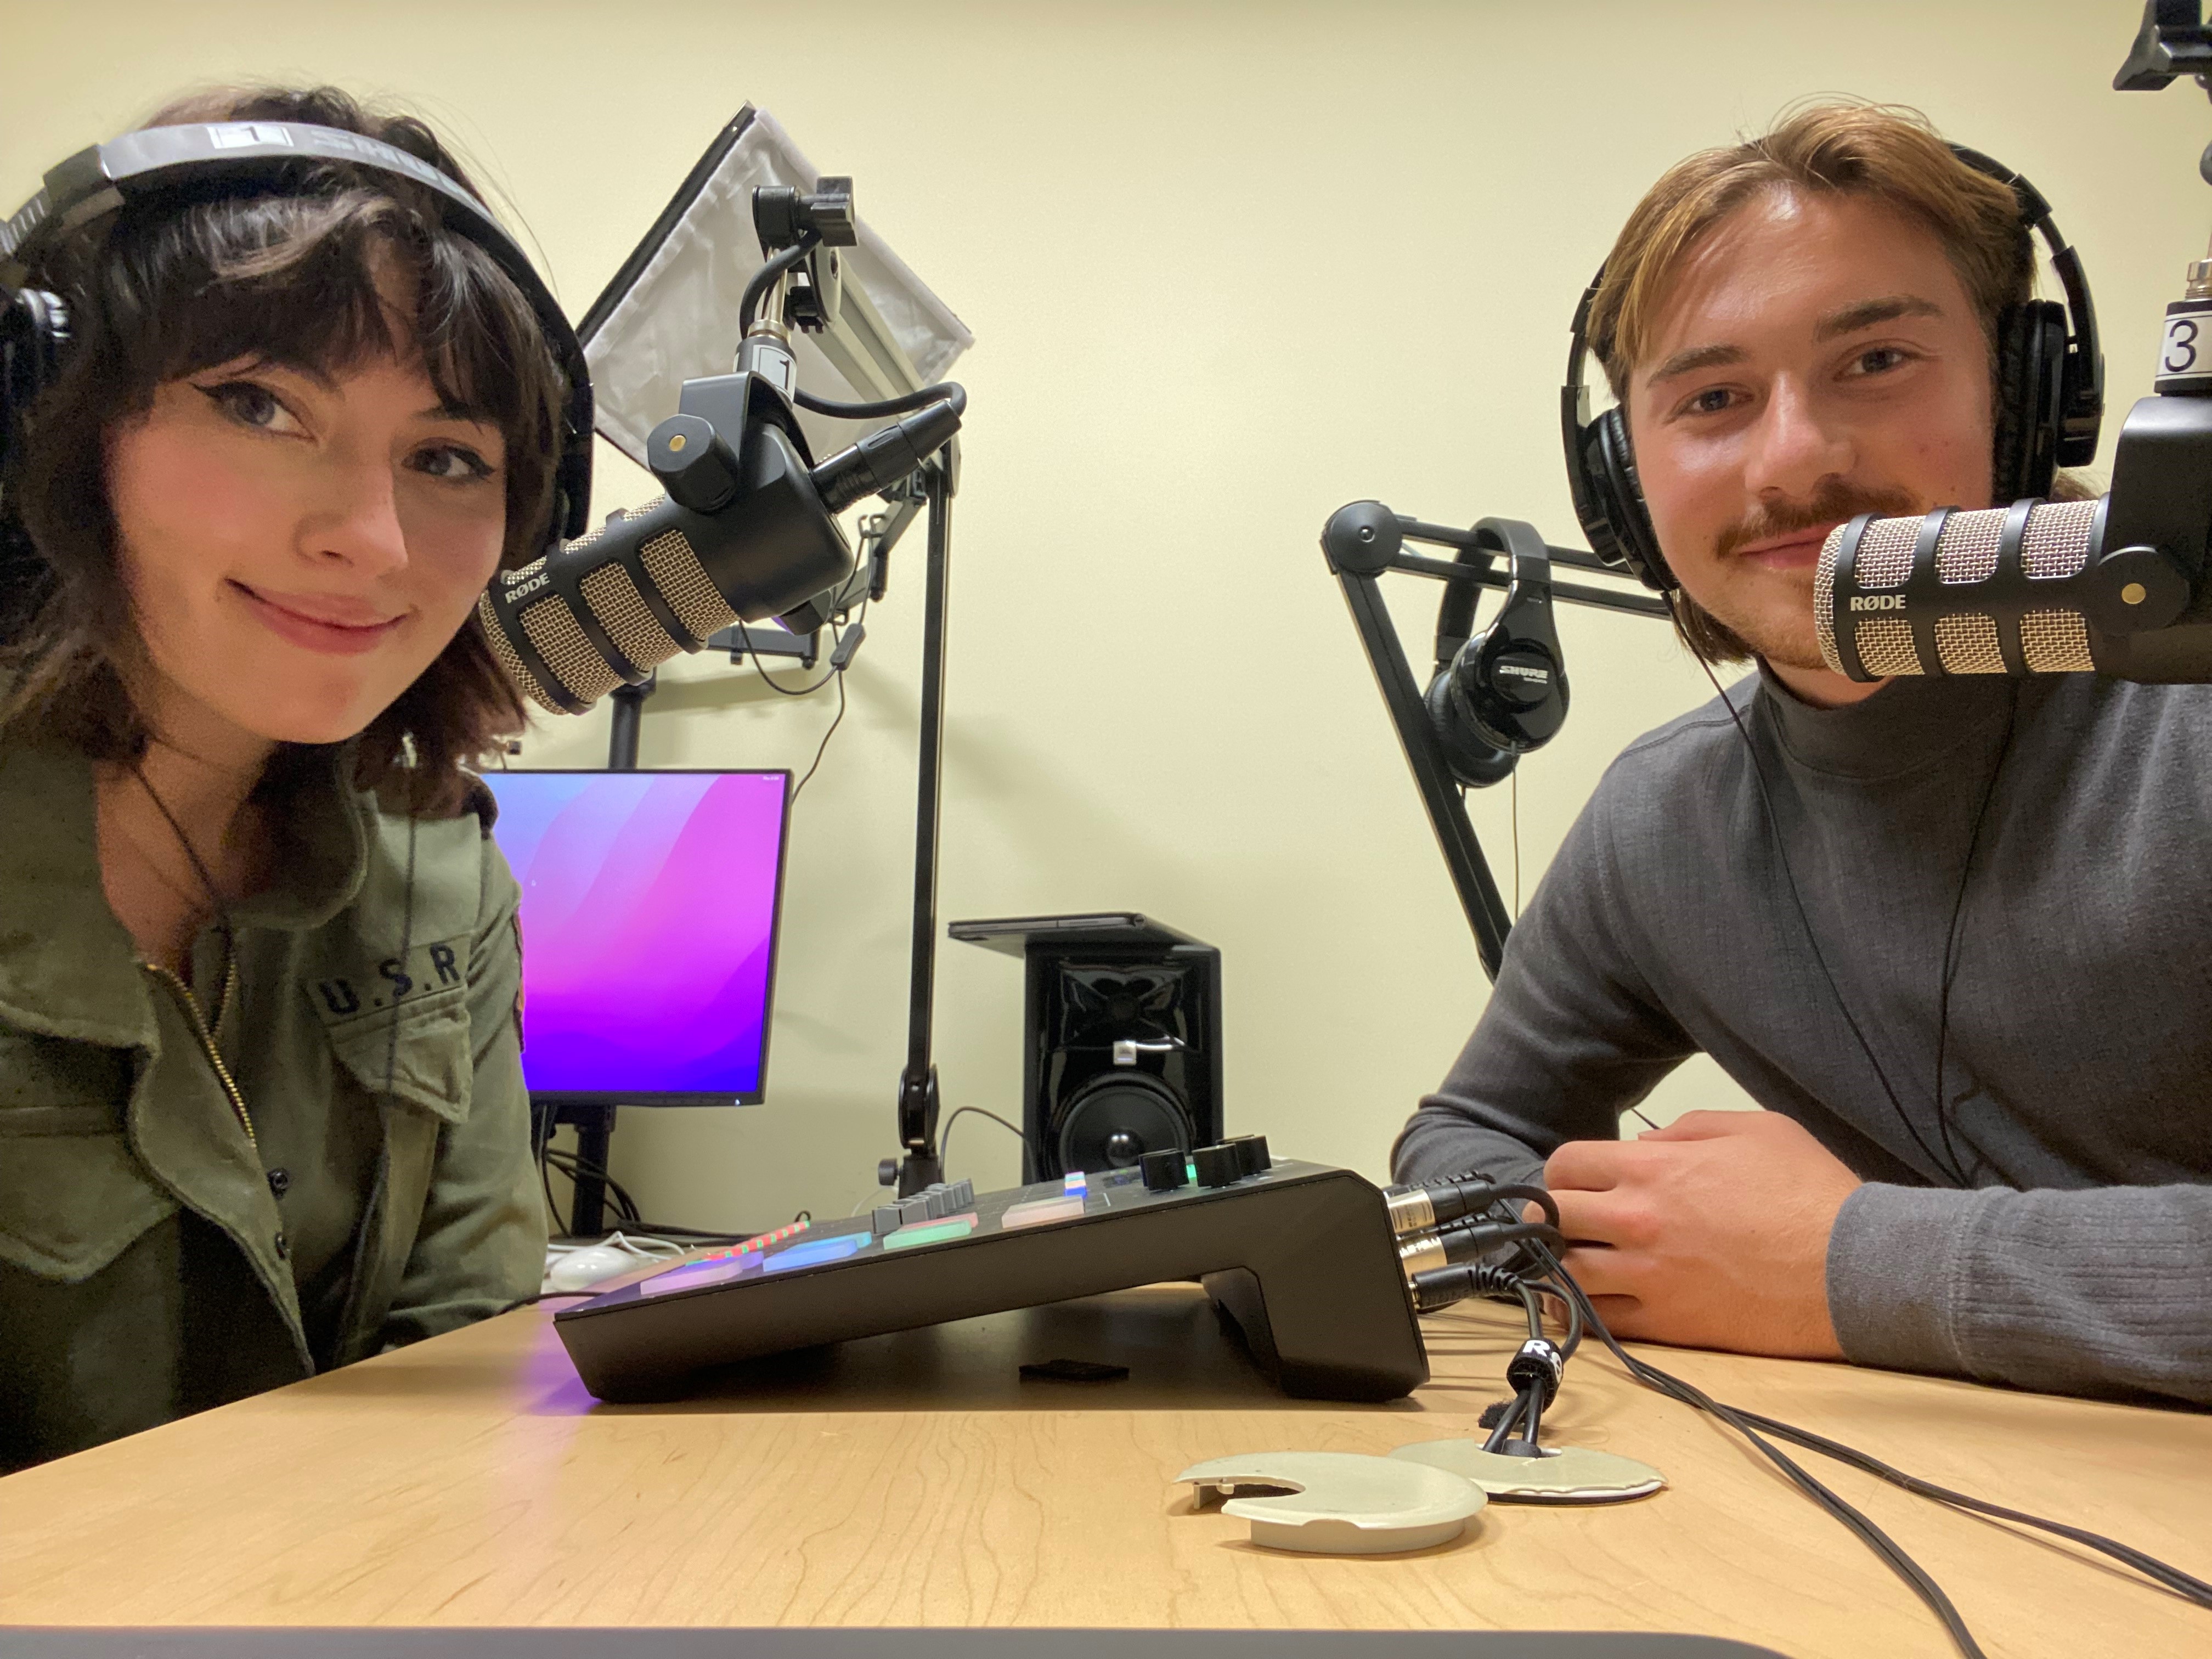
[143,960,258,1154]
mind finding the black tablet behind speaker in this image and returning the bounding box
[948,913,1223,1181]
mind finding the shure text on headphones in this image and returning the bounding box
[1496,663,1553,682]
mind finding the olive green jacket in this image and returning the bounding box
[0,742,544,1472]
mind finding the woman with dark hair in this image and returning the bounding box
[0,86,573,1470]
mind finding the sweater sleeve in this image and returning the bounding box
[1391,778,1699,1190]
[1827,1181,2212,1406]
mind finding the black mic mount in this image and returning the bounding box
[1321,503,1667,978]
[479,176,966,715]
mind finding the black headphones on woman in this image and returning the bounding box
[1559,144,2104,592]
[0,120,594,539]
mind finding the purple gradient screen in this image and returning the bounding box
[482,771,790,1099]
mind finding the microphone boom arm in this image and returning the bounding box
[1322,505,1667,981]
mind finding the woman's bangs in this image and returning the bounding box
[124,193,411,393]
[411,232,552,437]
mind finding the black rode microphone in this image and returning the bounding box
[1812,491,2210,684]
[478,390,962,715]
[1815,267,2212,684]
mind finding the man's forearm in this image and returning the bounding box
[1828,1182,2212,1407]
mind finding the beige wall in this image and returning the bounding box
[8,1,2205,1230]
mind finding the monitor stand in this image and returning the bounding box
[534,1099,622,1237]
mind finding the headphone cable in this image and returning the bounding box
[1928,683,2019,1184]
[1680,624,1963,1183]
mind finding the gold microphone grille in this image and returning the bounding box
[2022,609,2094,672]
[639,529,740,641]
[1819,499,2106,676]
[1852,617,1922,678]
[520,595,623,706]
[1935,613,2004,674]
[580,562,680,671]
[476,591,556,713]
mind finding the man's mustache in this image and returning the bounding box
[1713,483,1921,560]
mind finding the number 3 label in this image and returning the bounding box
[2161,314,2208,379]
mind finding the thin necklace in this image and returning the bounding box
[129,761,241,973]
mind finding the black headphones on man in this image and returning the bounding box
[1559,144,2105,592]
[0,120,595,540]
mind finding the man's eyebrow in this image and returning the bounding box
[1814,295,1943,341]
[1644,342,1746,387]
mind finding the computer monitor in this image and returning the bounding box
[479,769,792,1105]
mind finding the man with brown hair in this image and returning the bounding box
[1393,102,2212,1406]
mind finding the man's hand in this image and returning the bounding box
[1538,1110,1861,1359]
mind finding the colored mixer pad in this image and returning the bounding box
[637,1253,766,1297]
[762,1233,871,1274]
[883,1215,979,1250]
[1001,1194,1090,1230]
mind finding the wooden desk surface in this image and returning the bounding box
[1,1283,2207,1658]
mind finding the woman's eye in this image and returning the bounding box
[198,380,296,432]
[412,444,496,482]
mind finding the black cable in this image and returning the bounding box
[749,648,841,696]
[1520,1216,2211,1647]
[738,238,816,335]
[1535,1246,1988,1658]
[1517,1383,1547,1449]
[795,382,966,420]
[1536,1276,1584,1358]
[543,1158,639,1233]
[1510,768,1522,916]
[539,1152,561,1232]
[1482,1181,1561,1230]
[544,1150,641,1229]
[1519,1280,1546,1340]
[752,599,864,699]
[791,668,846,803]
[938,1104,1024,1176]
[1429,1217,1565,1268]
[1929,686,2018,1184]
[1726,1406,2212,1607]
[1683,634,1961,1182]
[1482,1386,1542,1454]
[543,1147,643,1231]
[1429,1171,2211,1646]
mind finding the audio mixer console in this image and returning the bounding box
[554,1144,1427,1403]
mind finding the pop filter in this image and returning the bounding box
[576,108,973,470]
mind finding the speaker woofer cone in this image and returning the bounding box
[1055,1075,1192,1175]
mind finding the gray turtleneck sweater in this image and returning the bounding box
[1392,670,2212,1407]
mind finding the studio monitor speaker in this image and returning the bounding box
[949,913,1223,1181]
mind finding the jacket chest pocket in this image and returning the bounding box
[0,1030,178,1282]
[321,992,475,1125]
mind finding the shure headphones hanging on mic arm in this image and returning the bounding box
[1319,503,1666,979]
[0,121,965,715]
[1418,517,1571,789]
